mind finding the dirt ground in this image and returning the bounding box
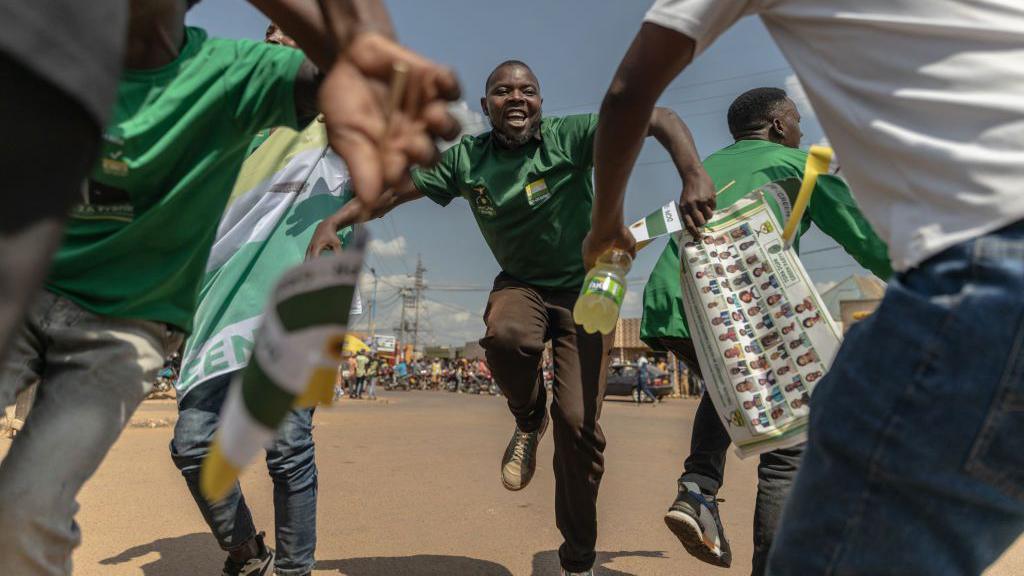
[2,392,1021,575]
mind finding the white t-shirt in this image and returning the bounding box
[645,0,1024,271]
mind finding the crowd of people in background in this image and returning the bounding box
[334,353,499,399]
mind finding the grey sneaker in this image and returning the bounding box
[663,481,732,568]
[561,570,594,576]
[222,532,274,576]
[501,413,549,491]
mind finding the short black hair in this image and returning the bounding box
[186,0,203,10]
[727,87,789,138]
[485,59,536,93]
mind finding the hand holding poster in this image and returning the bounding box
[679,169,843,457]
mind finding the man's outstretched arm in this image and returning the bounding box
[584,23,700,269]
[647,106,715,238]
[305,177,424,259]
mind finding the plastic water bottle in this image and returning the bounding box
[573,249,633,334]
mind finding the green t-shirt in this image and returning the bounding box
[410,114,598,290]
[46,27,305,331]
[640,139,892,348]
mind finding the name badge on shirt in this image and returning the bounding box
[525,178,551,207]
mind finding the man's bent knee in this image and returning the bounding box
[481,320,543,357]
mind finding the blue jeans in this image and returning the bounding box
[170,373,317,576]
[659,337,802,576]
[634,376,656,403]
[1,292,181,576]
[768,222,1024,575]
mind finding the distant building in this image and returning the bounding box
[611,317,653,363]
[424,345,457,359]
[461,340,486,360]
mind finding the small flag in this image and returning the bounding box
[629,201,684,250]
[200,230,366,502]
[782,145,834,248]
[525,178,551,207]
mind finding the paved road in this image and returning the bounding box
[3,391,1021,575]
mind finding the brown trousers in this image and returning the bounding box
[479,273,613,573]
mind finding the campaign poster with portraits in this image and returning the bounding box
[679,189,842,458]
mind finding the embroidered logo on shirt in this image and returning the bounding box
[525,178,551,207]
[71,180,134,222]
[473,186,497,216]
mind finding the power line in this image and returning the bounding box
[385,214,412,275]
[422,295,479,315]
[544,66,793,115]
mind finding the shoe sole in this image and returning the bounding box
[664,510,730,568]
[501,416,549,492]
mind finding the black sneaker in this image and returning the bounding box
[222,532,274,576]
[663,481,732,568]
[500,413,549,491]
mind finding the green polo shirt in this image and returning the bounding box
[640,139,892,348]
[45,27,304,331]
[410,114,598,290]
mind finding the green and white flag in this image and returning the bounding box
[629,201,684,250]
[202,235,365,500]
[176,121,358,400]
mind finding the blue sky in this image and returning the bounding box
[189,1,870,346]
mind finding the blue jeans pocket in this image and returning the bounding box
[963,236,1024,502]
[963,321,1024,502]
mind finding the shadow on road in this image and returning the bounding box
[99,536,664,576]
[100,532,222,576]
[531,549,668,576]
[317,555,513,575]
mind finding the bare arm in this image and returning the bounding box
[248,0,461,210]
[250,0,393,126]
[305,178,424,259]
[647,106,716,238]
[583,23,700,269]
[247,0,396,69]
[247,0,336,69]
[293,60,322,126]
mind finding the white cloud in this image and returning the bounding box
[441,101,488,152]
[368,236,407,258]
[420,300,483,344]
[358,273,408,294]
[784,74,814,119]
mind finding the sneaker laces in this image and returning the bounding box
[512,430,532,463]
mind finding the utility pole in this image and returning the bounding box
[412,254,426,353]
[398,287,415,359]
[367,267,379,344]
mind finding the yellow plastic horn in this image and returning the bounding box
[782,145,833,248]
[201,438,242,502]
